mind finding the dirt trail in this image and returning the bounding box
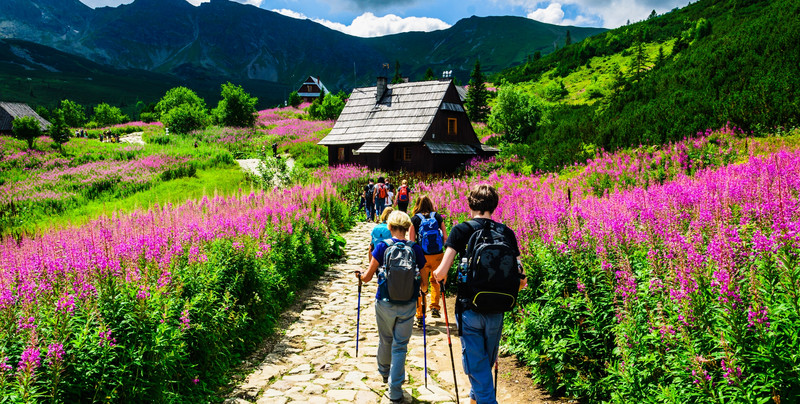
[225,222,553,403]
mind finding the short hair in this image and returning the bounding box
[411,195,435,216]
[387,210,412,232]
[468,184,499,214]
[379,206,394,223]
[377,176,385,183]
[402,180,408,185]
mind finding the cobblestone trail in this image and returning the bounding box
[227,222,537,404]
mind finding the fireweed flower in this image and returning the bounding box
[180,309,191,330]
[0,356,12,374]
[46,343,65,366]
[99,330,116,347]
[17,347,41,374]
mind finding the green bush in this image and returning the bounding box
[162,103,211,135]
[92,103,128,127]
[213,82,258,128]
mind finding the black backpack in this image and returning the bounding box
[457,220,520,314]
[377,240,420,303]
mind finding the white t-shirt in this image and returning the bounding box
[386,191,394,205]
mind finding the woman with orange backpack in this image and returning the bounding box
[395,180,411,212]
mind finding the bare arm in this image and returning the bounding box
[409,225,417,242]
[439,220,448,244]
[432,247,458,284]
[360,256,381,283]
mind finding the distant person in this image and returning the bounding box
[356,211,426,404]
[272,143,278,157]
[369,207,394,263]
[433,184,526,404]
[409,195,447,324]
[373,177,388,223]
[364,178,376,222]
[385,177,394,194]
[194,140,199,148]
[395,180,411,212]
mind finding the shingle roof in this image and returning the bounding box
[319,81,452,146]
[0,102,51,131]
[299,76,329,96]
[425,142,477,155]
[356,141,390,154]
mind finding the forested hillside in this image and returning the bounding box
[492,0,800,171]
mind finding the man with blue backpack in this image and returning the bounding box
[433,184,527,404]
[356,211,426,403]
[409,196,448,325]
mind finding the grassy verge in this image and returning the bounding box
[32,167,253,231]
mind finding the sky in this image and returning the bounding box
[78,0,693,37]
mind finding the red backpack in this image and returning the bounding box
[397,185,409,202]
[375,183,388,199]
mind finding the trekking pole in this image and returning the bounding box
[440,281,459,403]
[494,358,499,399]
[422,292,428,388]
[356,271,362,357]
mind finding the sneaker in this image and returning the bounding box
[431,309,440,318]
[381,374,389,383]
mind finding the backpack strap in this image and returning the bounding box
[430,211,436,220]
[416,213,425,221]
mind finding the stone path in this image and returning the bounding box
[119,131,145,145]
[237,156,295,178]
[226,222,544,404]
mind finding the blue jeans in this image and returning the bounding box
[375,299,415,401]
[366,203,375,221]
[375,200,386,221]
[459,310,504,404]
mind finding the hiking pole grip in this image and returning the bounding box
[356,272,362,358]
[440,281,459,403]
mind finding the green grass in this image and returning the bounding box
[31,167,254,231]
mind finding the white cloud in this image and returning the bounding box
[527,3,564,24]
[272,10,451,37]
[502,0,689,28]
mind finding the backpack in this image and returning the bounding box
[416,212,443,255]
[397,185,409,202]
[375,183,387,200]
[377,240,420,303]
[457,220,520,314]
[365,184,375,202]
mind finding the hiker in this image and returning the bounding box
[364,178,376,222]
[369,207,394,263]
[373,177,388,223]
[395,180,411,212]
[272,142,278,157]
[385,177,394,194]
[356,211,426,404]
[433,184,527,404]
[409,196,447,325]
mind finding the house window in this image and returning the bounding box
[337,147,346,162]
[448,118,457,135]
[394,147,412,161]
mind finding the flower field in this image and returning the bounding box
[417,128,800,402]
[0,177,353,401]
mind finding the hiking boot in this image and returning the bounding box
[381,374,389,383]
[431,309,441,318]
[416,317,424,328]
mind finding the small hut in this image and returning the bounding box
[296,76,329,103]
[0,102,51,135]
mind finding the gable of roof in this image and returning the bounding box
[298,76,329,97]
[0,102,51,131]
[319,80,454,146]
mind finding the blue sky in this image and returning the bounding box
[79,0,693,36]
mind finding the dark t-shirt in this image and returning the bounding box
[444,218,521,257]
[372,238,427,268]
[411,212,445,237]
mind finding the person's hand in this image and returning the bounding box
[354,271,362,281]
[519,277,528,291]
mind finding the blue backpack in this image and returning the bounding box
[416,212,443,254]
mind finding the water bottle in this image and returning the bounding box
[458,258,468,283]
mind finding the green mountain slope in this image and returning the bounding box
[493,0,800,170]
[0,38,288,113]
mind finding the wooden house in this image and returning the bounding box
[297,76,329,103]
[0,102,51,135]
[318,78,496,173]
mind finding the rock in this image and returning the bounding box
[344,371,366,383]
[303,384,324,395]
[288,364,312,375]
[322,371,343,380]
[256,396,287,404]
[326,389,358,401]
[283,374,316,382]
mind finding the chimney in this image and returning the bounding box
[376,76,387,102]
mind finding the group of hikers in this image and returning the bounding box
[98,130,120,143]
[361,176,412,220]
[355,184,528,404]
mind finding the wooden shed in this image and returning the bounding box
[0,102,51,135]
[297,76,329,103]
[318,78,496,173]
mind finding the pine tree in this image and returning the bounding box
[423,68,436,81]
[392,60,403,84]
[565,30,572,46]
[465,59,490,123]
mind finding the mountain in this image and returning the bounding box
[490,0,800,171]
[0,0,605,96]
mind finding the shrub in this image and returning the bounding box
[162,103,210,135]
[12,116,42,150]
[92,103,128,127]
[212,82,258,128]
[59,99,87,127]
